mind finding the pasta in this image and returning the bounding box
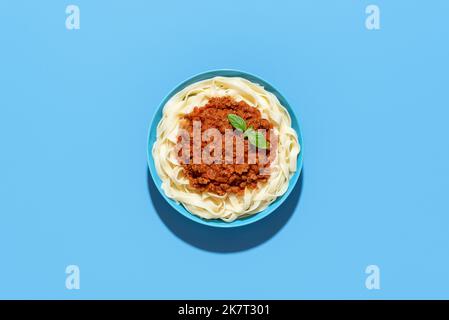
[152,76,300,222]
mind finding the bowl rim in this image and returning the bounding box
[147,69,303,228]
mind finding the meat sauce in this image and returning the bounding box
[177,96,275,195]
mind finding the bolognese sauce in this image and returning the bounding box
[177,96,276,195]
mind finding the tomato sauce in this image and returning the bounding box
[178,96,275,195]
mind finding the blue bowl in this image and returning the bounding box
[147,70,303,228]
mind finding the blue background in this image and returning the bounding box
[1,1,448,299]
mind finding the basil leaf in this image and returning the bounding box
[227,115,270,149]
[243,126,254,138]
[245,129,270,149]
[227,114,247,132]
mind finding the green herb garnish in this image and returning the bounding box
[227,114,247,132]
[227,114,270,149]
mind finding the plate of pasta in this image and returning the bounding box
[147,70,303,227]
